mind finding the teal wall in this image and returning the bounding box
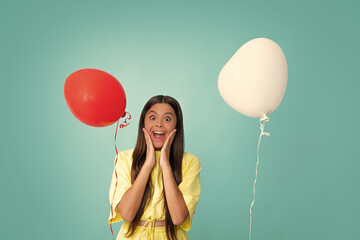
[1,0,359,239]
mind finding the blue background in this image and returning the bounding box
[1,0,359,239]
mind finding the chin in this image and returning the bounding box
[153,143,164,150]
[154,145,163,150]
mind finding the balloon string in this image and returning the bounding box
[249,115,270,240]
[110,112,131,240]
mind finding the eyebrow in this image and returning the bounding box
[148,110,175,116]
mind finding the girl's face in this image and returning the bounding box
[144,103,177,150]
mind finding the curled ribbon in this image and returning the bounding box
[120,112,132,129]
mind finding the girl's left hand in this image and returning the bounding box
[159,129,176,168]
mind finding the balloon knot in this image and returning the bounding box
[260,114,269,123]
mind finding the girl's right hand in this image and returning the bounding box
[142,128,156,169]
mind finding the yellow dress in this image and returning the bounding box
[108,150,201,240]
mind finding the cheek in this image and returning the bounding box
[144,119,151,129]
[167,121,177,131]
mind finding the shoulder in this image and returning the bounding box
[118,149,134,158]
[182,152,201,169]
[116,149,134,166]
[183,152,200,162]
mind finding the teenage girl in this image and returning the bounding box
[108,95,201,240]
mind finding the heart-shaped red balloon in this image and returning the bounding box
[64,68,126,127]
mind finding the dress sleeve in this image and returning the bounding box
[178,155,201,231]
[108,151,132,223]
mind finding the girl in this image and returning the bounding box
[108,95,201,240]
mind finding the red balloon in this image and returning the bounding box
[64,68,126,127]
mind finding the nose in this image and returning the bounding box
[155,119,163,128]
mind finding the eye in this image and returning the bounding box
[150,115,156,120]
[165,117,171,122]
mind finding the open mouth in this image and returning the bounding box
[153,131,166,140]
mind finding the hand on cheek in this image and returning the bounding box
[143,128,156,169]
[160,129,176,168]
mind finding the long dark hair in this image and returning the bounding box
[125,95,184,240]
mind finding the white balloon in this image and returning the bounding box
[218,38,288,118]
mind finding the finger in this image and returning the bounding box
[143,128,151,143]
[142,128,152,146]
[168,129,176,146]
[164,129,176,149]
